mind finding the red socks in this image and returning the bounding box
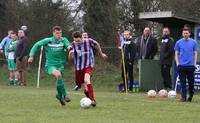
[87,84,95,101]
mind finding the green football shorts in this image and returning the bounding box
[7,59,17,71]
[45,64,64,75]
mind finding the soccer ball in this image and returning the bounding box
[168,90,177,98]
[147,90,157,98]
[158,89,168,98]
[80,97,92,109]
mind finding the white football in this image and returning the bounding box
[168,90,177,98]
[80,97,92,109]
[158,89,168,98]
[147,90,157,98]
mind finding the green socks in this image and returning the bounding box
[9,79,19,85]
[56,79,67,98]
[9,79,14,85]
[14,79,19,85]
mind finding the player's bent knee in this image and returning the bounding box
[84,78,91,84]
[53,70,62,80]
[56,74,62,80]
[84,73,91,84]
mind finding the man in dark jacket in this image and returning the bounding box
[121,31,136,92]
[15,30,30,86]
[136,27,158,60]
[160,27,174,90]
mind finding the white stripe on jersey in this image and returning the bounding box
[81,42,85,70]
[74,43,80,70]
[73,39,95,70]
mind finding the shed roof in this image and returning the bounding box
[139,11,200,25]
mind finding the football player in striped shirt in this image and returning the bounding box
[69,31,107,107]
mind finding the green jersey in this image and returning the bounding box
[29,36,70,66]
[6,40,19,60]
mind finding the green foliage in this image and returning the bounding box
[83,0,118,46]
[0,0,77,64]
[0,0,75,47]
[0,57,122,90]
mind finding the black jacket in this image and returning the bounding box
[122,38,136,62]
[15,36,30,60]
[160,36,174,65]
[136,35,158,60]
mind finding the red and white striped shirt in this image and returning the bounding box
[70,38,95,71]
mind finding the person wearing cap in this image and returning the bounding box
[15,29,30,86]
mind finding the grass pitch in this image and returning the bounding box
[0,60,200,123]
[1,86,200,123]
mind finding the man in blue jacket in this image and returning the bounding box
[0,30,13,59]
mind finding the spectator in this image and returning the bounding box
[175,28,199,102]
[121,30,136,92]
[15,30,30,86]
[136,26,158,60]
[6,32,19,85]
[160,27,174,90]
[0,30,13,59]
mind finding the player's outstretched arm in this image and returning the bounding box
[29,38,49,62]
[93,40,108,60]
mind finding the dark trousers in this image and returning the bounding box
[161,64,172,89]
[16,57,28,85]
[121,61,134,91]
[178,66,195,99]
